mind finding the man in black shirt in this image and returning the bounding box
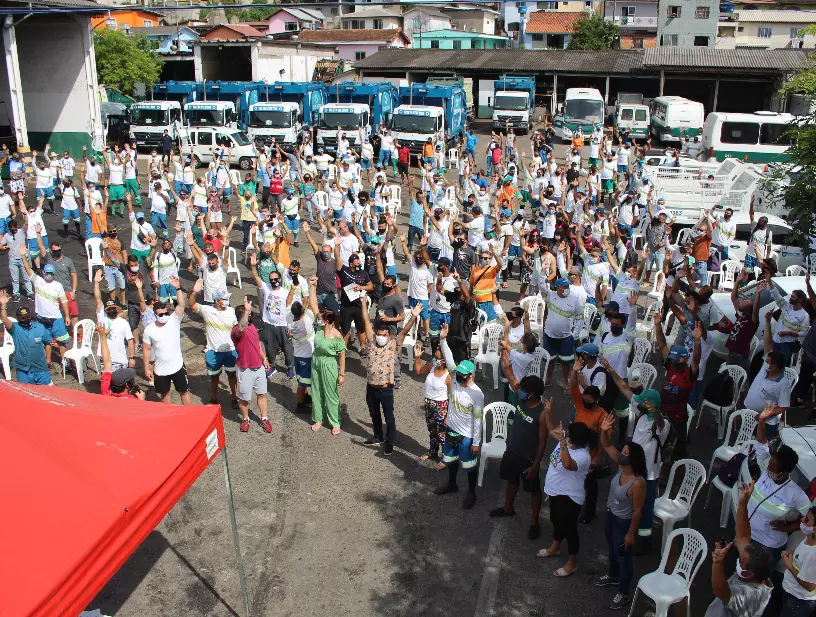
[446,278,475,363]
[161,130,173,167]
[451,226,476,281]
[335,235,374,354]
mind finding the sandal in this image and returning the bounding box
[311,423,321,432]
[553,567,577,578]
[537,548,560,558]
[331,427,341,436]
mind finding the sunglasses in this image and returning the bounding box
[155,312,168,318]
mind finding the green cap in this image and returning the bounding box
[632,389,661,411]
[455,360,476,375]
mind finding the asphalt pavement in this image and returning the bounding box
[0,121,798,616]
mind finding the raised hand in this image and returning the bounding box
[94,268,103,283]
[192,278,203,293]
[0,289,9,307]
[169,275,180,290]
[96,321,109,337]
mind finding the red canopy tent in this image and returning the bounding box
[0,381,246,617]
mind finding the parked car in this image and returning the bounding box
[184,127,256,170]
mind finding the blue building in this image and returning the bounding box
[130,26,199,81]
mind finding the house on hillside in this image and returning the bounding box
[130,25,199,80]
[340,7,403,31]
[297,28,410,62]
[91,8,165,32]
[412,29,509,49]
[656,0,719,46]
[200,24,266,41]
[717,9,816,48]
[441,5,500,35]
[523,11,585,48]
[402,6,451,39]
[266,7,324,35]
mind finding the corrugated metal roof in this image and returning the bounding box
[526,11,586,34]
[353,48,644,74]
[642,46,808,69]
[299,28,409,44]
[339,6,403,19]
[736,9,816,21]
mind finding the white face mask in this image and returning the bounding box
[155,315,169,325]
[375,335,388,347]
[802,522,815,536]
[735,558,751,580]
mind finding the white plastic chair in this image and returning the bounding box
[652,459,707,553]
[786,264,807,277]
[748,336,762,368]
[313,190,328,216]
[783,367,799,426]
[477,402,514,487]
[474,323,504,389]
[226,247,242,289]
[327,164,337,181]
[388,184,402,215]
[519,296,545,341]
[705,409,757,488]
[647,271,666,302]
[85,237,104,282]
[712,260,741,291]
[697,364,747,439]
[399,313,420,369]
[628,362,657,389]
[470,308,488,351]
[526,347,551,379]
[686,403,695,436]
[0,317,17,379]
[228,169,241,187]
[62,319,98,384]
[709,441,755,528]
[631,338,652,366]
[447,148,459,167]
[445,186,456,207]
[578,303,597,342]
[627,528,707,617]
[635,301,661,347]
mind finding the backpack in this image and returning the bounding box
[634,412,675,465]
[590,364,619,413]
[701,370,734,408]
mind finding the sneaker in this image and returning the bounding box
[364,437,384,446]
[240,419,250,432]
[293,241,299,248]
[594,575,620,588]
[609,594,630,610]
[527,524,540,540]
[266,366,277,377]
[383,441,394,456]
[489,506,516,518]
[393,381,401,390]
[462,493,477,510]
[287,366,295,379]
[261,418,273,433]
[433,483,458,495]
[11,295,20,302]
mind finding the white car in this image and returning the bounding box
[185,127,256,170]
[709,275,808,360]
[715,211,802,273]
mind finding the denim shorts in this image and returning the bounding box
[429,310,451,337]
[105,265,126,290]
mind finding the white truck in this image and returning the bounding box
[185,101,237,129]
[247,101,300,149]
[315,103,368,153]
[129,100,183,149]
[491,75,535,135]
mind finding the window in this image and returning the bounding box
[344,19,364,29]
[635,109,648,121]
[120,23,130,33]
[216,133,232,148]
[791,27,802,38]
[452,40,462,49]
[197,131,213,146]
[143,20,153,27]
[737,26,744,32]
[537,1,558,8]
[585,0,592,7]
[431,40,440,48]
[631,37,644,48]
[720,121,759,145]
[760,123,794,146]
[667,6,681,18]
[473,39,483,48]
[516,2,526,6]
[284,21,298,31]
[373,18,383,29]
[695,6,710,18]
[693,35,709,45]
[330,7,338,15]
[532,33,544,41]
[622,6,636,16]
[661,34,679,46]
[757,26,772,38]
[355,51,366,60]
[106,17,117,29]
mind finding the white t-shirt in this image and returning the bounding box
[408,265,433,301]
[360,142,374,161]
[0,193,13,217]
[772,289,810,344]
[130,214,154,252]
[61,186,79,210]
[197,304,237,352]
[631,412,671,481]
[339,234,360,267]
[26,207,45,238]
[288,308,315,359]
[142,313,184,376]
[32,275,66,319]
[783,540,816,600]
[430,274,456,314]
[261,283,289,327]
[35,166,53,189]
[743,364,791,427]
[152,251,179,285]
[85,162,101,184]
[467,215,485,247]
[581,255,610,297]
[540,286,583,339]
[108,163,124,185]
[712,217,737,248]
[580,363,607,394]
[96,309,134,366]
[544,443,591,505]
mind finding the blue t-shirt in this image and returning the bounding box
[475,177,489,190]
[10,321,53,372]
[258,165,270,188]
[408,199,425,229]
[466,134,477,150]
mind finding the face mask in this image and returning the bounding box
[455,372,470,385]
[129,266,139,273]
[19,319,31,328]
[432,358,443,369]
[610,325,624,336]
[162,247,171,254]
[414,258,425,267]
[479,257,490,266]
[375,335,388,347]
[673,361,687,371]
[801,522,815,536]
[517,390,529,401]
[767,470,787,484]
[106,310,118,319]
[382,284,393,294]
[320,251,332,261]
[50,250,61,259]
[617,454,630,467]
[735,559,751,580]
[444,291,460,303]
[582,398,595,408]
[208,263,218,272]
[452,239,464,249]
[589,256,600,265]
[270,280,281,288]
[352,263,362,272]
[43,274,54,282]
[156,315,169,324]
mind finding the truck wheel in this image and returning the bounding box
[239,157,252,170]
[193,155,202,168]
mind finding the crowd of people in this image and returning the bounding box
[1,122,815,616]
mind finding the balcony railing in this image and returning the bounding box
[611,16,658,28]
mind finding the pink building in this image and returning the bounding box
[297,29,409,62]
[266,7,324,35]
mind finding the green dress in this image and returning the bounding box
[311,329,346,427]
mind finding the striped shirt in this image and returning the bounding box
[196,304,237,352]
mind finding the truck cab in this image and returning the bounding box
[316,103,370,152]
[392,84,467,154]
[390,105,445,155]
[185,127,256,170]
[491,75,535,134]
[615,104,650,139]
[185,101,237,129]
[129,100,183,149]
[247,101,300,149]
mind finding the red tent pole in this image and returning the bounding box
[222,446,252,617]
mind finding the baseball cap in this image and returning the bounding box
[318,148,324,153]
[135,211,145,219]
[213,289,232,302]
[16,307,31,320]
[110,367,136,388]
[104,300,118,310]
[285,187,295,194]
[667,345,690,360]
[604,301,620,312]
[632,389,661,411]
[455,360,476,375]
[43,264,55,274]
[576,187,586,195]
[576,343,599,357]
[554,278,569,288]
[657,197,666,204]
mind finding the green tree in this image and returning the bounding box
[201,0,280,22]
[566,15,620,50]
[94,30,163,95]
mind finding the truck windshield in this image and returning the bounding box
[392,114,436,133]
[188,109,225,126]
[249,110,293,128]
[131,108,169,125]
[319,111,362,130]
[494,95,528,111]
[231,132,250,146]
[565,99,604,125]
[636,109,648,122]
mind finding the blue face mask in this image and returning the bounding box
[517,390,529,401]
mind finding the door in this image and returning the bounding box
[196,130,214,163]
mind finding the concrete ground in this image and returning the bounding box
[1,121,796,616]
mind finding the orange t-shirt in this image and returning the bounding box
[570,383,609,457]
[422,143,434,159]
[92,208,108,235]
[691,233,711,262]
[276,236,291,269]
[470,265,499,303]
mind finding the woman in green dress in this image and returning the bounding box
[309,278,346,435]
